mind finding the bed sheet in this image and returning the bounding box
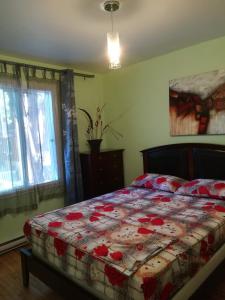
[24,187,225,300]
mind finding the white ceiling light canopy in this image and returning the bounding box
[103,0,121,70]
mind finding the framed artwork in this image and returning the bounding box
[169,69,225,136]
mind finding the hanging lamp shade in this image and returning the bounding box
[104,0,121,69]
[107,31,121,69]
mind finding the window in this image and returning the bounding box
[0,86,59,194]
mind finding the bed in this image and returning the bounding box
[20,143,225,300]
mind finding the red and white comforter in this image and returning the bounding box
[24,187,225,300]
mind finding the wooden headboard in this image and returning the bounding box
[141,143,225,180]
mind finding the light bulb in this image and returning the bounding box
[107,32,121,69]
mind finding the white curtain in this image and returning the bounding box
[0,69,64,216]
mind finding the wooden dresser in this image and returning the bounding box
[80,149,124,200]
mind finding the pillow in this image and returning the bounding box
[176,178,225,199]
[131,173,187,192]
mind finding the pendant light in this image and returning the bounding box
[104,1,121,69]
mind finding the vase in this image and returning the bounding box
[87,139,102,153]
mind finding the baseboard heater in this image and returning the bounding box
[0,236,28,255]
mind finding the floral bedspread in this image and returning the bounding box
[24,187,225,300]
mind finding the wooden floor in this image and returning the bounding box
[0,249,62,300]
[0,249,225,300]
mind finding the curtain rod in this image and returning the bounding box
[0,59,95,79]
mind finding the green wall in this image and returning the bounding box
[0,53,104,244]
[103,35,225,185]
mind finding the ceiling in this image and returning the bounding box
[0,0,225,73]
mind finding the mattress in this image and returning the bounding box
[24,187,225,300]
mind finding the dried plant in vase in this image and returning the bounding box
[79,104,122,153]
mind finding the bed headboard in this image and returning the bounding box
[141,143,225,180]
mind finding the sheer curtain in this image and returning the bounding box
[0,65,65,216]
[0,63,83,217]
[21,78,64,198]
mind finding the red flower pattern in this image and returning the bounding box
[116,188,130,194]
[200,240,210,261]
[47,230,58,237]
[75,249,85,260]
[203,203,225,213]
[156,177,167,184]
[151,218,164,226]
[138,217,151,223]
[66,212,83,220]
[110,251,123,261]
[48,221,62,228]
[95,205,114,212]
[144,181,153,189]
[214,182,225,190]
[54,238,68,256]
[160,282,174,300]
[208,234,214,244]
[183,180,199,187]
[95,205,105,209]
[166,243,174,250]
[215,205,225,212]
[94,244,109,256]
[92,212,104,217]
[141,277,157,300]
[104,265,127,286]
[132,173,186,192]
[179,179,225,200]
[160,197,171,202]
[136,243,144,251]
[23,221,31,237]
[138,216,164,226]
[198,186,210,195]
[89,216,99,222]
[138,228,154,234]
[171,181,181,189]
[202,205,212,211]
[103,205,114,212]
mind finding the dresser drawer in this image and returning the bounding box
[92,154,108,171]
[111,160,123,173]
[111,151,123,160]
[95,170,107,184]
[80,150,124,199]
[93,152,122,172]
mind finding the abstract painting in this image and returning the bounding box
[169,69,225,136]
